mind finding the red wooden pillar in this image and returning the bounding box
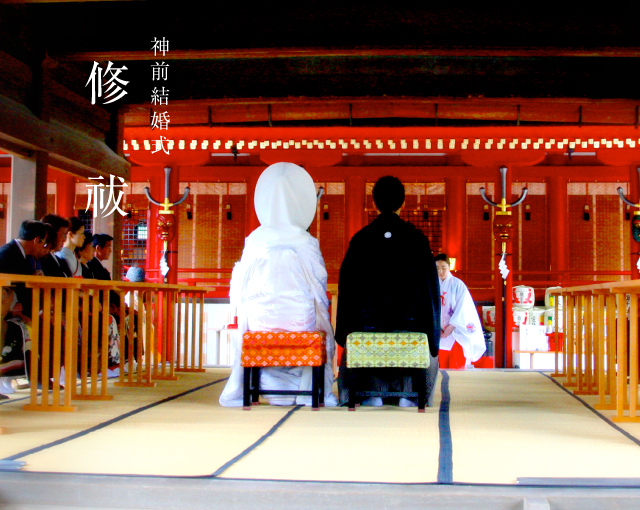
[245,170,261,235]
[146,165,183,364]
[548,174,568,282]
[144,165,183,285]
[444,176,466,270]
[345,175,365,244]
[630,163,640,280]
[146,171,162,282]
[166,165,180,286]
[493,165,514,368]
[56,174,76,219]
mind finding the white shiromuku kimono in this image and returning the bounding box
[439,274,486,363]
[219,162,338,407]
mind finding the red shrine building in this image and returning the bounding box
[1,2,640,368]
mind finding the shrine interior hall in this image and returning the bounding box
[3,2,640,509]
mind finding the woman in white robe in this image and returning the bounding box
[219,162,338,407]
[435,253,486,368]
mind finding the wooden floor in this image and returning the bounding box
[2,368,640,509]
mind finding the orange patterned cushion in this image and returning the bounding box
[241,331,326,367]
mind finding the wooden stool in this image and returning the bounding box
[346,332,430,412]
[241,331,326,410]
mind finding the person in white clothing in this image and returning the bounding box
[55,216,85,277]
[435,253,486,369]
[219,162,338,407]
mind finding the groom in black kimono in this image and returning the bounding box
[335,176,441,407]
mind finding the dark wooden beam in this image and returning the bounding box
[0,94,129,179]
[121,97,640,128]
[34,151,48,220]
[3,0,143,3]
[58,46,640,62]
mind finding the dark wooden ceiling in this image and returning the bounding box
[3,1,640,106]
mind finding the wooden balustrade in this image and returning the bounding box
[74,281,114,401]
[0,275,83,412]
[174,287,208,373]
[0,274,213,413]
[549,280,640,422]
[115,283,156,388]
[0,275,14,432]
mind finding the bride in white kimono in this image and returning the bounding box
[219,162,338,407]
[435,253,486,368]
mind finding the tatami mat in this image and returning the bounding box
[2,369,640,485]
[1,370,227,460]
[449,371,640,484]
[219,397,443,483]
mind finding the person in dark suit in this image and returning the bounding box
[87,234,114,281]
[87,234,120,318]
[0,220,51,318]
[0,220,51,397]
[39,214,71,278]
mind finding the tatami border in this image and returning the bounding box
[3,377,229,461]
[437,370,453,483]
[211,405,302,477]
[540,372,640,449]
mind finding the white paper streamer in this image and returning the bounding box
[160,251,170,277]
[499,253,510,279]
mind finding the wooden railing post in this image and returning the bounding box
[175,289,184,370]
[150,286,177,381]
[0,278,14,432]
[175,286,210,373]
[606,292,618,406]
[593,290,612,409]
[629,292,639,419]
[564,294,576,388]
[575,293,585,391]
[114,283,156,388]
[575,292,597,396]
[28,286,41,408]
[12,276,82,412]
[72,281,114,401]
[615,291,629,421]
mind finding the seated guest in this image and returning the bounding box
[1,287,31,396]
[87,234,119,319]
[124,266,145,310]
[75,232,95,279]
[56,217,85,277]
[122,266,146,366]
[219,162,337,407]
[75,232,121,377]
[40,214,71,277]
[0,220,51,318]
[0,220,51,398]
[335,176,441,407]
[87,234,114,281]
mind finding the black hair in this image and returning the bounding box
[68,216,84,234]
[372,176,405,213]
[434,253,450,265]
[43,224,57,247]
[92,233,114,249]
[75,232,93,255]
[40,214,71,232]
[18,220,48,241]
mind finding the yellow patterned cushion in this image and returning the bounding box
[346,332,430,368]
[241,331,326,367]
